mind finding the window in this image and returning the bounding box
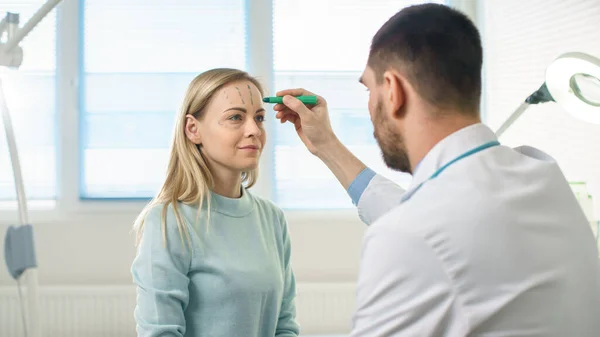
[80,0,246,198]
[272,0,444,209]
[481,0,600,214]
[0,0,56,201]
[2,0,466,212]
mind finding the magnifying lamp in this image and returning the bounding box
[496,52,600,137]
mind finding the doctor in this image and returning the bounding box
[274,3,600,337]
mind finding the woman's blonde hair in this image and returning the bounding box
[133,68,265,248]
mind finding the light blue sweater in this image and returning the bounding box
[131,188,299,337]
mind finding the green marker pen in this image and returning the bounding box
[262,95,318,105]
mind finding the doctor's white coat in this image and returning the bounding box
[350,123,600,337]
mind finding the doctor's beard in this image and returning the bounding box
[372,99,412,174]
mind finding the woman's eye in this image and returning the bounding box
[229,114,243,121]
[255,115,265,122]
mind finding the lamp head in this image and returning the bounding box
[545,52,600,124]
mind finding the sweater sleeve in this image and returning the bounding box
[131,205,192,337]
[276,215,300,336]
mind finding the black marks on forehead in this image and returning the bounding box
[235,86,245,104]
[247,84,254,105]
[224,90,233,104]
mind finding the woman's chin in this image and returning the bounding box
[237,158,260,171]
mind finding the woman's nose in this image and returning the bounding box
[244,119,262,137]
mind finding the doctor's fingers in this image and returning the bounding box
[275,107,298,118]
[276,110,299,124]
[274,103,312,124]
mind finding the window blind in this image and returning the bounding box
[272,0,444,209]
[81,0,246,198]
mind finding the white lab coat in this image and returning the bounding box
[351,123,600,337]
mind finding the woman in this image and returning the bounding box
[131,68,299,337]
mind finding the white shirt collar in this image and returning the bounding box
[409,123,498,190]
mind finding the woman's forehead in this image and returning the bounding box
[212,80,262,109]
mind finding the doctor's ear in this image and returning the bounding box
[383,70,405,119]
[185,114,202,145]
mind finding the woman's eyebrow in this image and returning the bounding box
[223,107,247,113]
[222,107,265,114]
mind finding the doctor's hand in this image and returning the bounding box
[273,88,338,156]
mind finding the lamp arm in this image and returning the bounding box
[495,101,531,138]
[1,76,42,337]
[0,3,62,337]
[3,0,62,52]
[495,82,555,137]
[0,79,28,224]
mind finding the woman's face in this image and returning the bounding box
[185,80,266,175]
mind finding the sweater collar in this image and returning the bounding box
[207,187,254,217]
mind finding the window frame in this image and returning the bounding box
[0,0,469,224]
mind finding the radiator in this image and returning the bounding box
[0,283,355,337]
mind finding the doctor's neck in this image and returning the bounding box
[405,108,481,174]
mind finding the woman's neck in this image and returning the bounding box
[211,169,243,198]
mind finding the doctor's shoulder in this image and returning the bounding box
[368,178,469,236]
[511,145,557,163]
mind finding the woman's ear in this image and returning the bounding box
[185,114,202,145]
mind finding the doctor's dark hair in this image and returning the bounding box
[368,3,482,115]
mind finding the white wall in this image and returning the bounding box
[0,210,366,286]
[482,0,600,216]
